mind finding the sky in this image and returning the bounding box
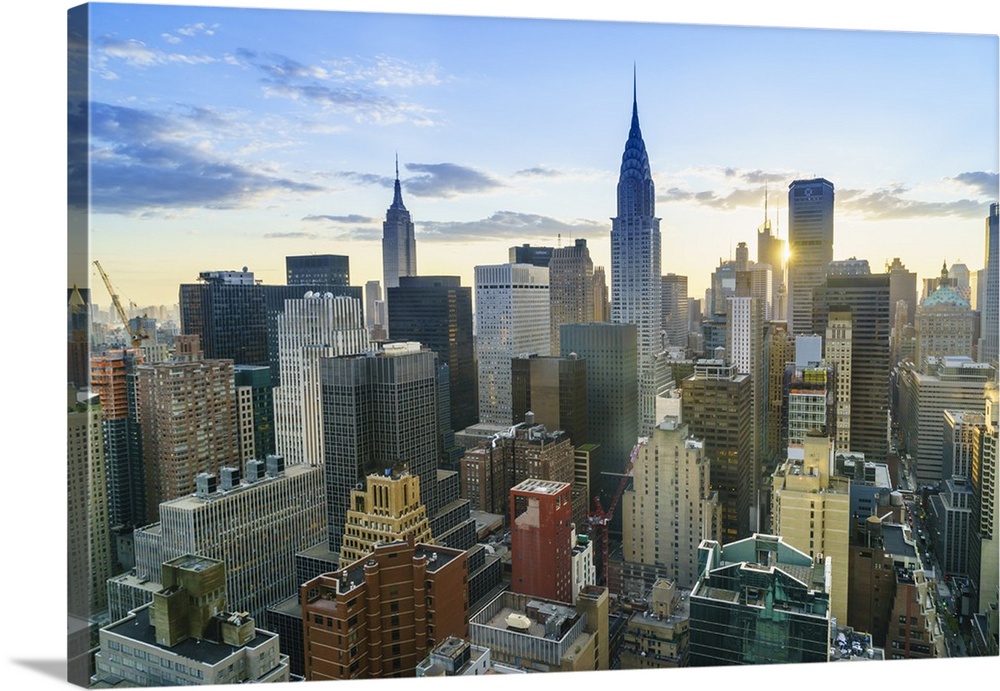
[3,2,999,690]
[70,0,999,311]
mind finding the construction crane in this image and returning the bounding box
[93,260,149,350]
[587,441,642,588]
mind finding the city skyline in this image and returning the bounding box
[71,1,998,312]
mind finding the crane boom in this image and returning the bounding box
[588,440,642,588]
[93,260,148,350]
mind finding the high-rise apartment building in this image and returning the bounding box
[781,360,837,448]
[661,274,689,349]
[787,178,835,334]
[727,294,765,526]
[681,359,753,542]
[474,263,550,425]
[549,238,595,354]
[387,276,477,432]
[301,538,469,681]
[136,335,238,521]
[68,387,113,620]
[825,309,853,451]
[611,81,662,435]
[274,293,367,465]
[179,269,268,366]
[812,272,891,462]
[688,534,832,666]
[320,343,440,554]
[560,323,638,522]
[382,160,417,291]
[510,479,574,603]
[771,432,851,625]
[622,418,721,590]
[979,203,999,369]
[338,471,433,568]
[286,254,350,286]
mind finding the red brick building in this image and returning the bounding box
[510,479,573,603]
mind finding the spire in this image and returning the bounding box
[390,154,405,210]
[630,63,641,137]
[764,182,769,224]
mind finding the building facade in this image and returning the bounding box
[286,254,350,286]
[382,160,417,291]
[179,269,268,367]
[339,471,433,568]
[510,479,574,603]
[787,178,835,335]
[548,238,595,354]
[979,203,999,369]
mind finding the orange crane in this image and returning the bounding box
[93,260,148,350]
[588,441,641,587]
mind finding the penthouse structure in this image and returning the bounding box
[301,538,469,680]
[619,578,691,669]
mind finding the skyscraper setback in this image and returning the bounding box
[381,158,417,291]
[611,78,661,435]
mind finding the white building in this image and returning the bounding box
[474,263,550,425]
[825,309,853,451]
[273,293,367,465]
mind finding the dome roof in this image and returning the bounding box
[921,284,970,309]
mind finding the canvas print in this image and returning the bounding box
[67,1,999,687]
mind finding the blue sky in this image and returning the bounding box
[71,1,999,309]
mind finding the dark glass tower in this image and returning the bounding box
[386,276,478,432]
[381,157,417,291]
[787,178,835,335]
[285,254,350,286]
[611,75,661,436]
[179,270,268,367]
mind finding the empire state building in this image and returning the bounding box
[611,77,661,435]
[382,157,417,290]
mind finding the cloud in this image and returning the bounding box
[837,186,987,220]
[234,50,441,126]
[416,211,607,243]
[82,102,323,214]
[513,166,564,178]
[303,214,376,223]
[950,171,999,198]
[403,163,504,198]
[93,36,216,78]
[178,22,218,38]
[263,231,321,240]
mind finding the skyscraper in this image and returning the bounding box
[549,238,595,354]
[382,158,417,291]
[474,263,550,425]
[787,178,835,335]
[320,343,440,554]
[286,254,350,286]
[611,78,661,435]
[979,203,998,370]
[511,353,588,449]
[661,274,689,349]
[179,268,268,367]
[387,276,478,432]
[757,198,785,320]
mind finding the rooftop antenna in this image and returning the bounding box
[764,182,769,225]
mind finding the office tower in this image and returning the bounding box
[771,432,851,625]
[136,335,238,521]
[95,556,290,686]
[560,323,638,522]
[781,360,837,448]
[708,259,736,318]
[949,262,973,302]
[474,263,550,425]
[980,203,999,369]
[727,295,766,528]
[301,538,469,680]
[382,158,417,291]
[274,293,367,466]
[364,279,382,330]
[757,206,785,319]
[387,276,477,432]
[787,178,835,334]
[593,265,610,321]
[68,387,113,620]
[681,359,753,542]
[549,238,595,353]
[812,271,891,462]
[943,409,983,479]
[114,459,326,622]
[509,243,554,267]
[286,254,350,286]
[339,471,433,568]
[927,477,974,576]
[622,417,721,590]
[91,349,146,540]
[511,353,588,447]
[764,322,795,462]
[179,268,268,366]
[510,479,574,603]
[898,356,995,485]
[320,343,440,554]
[234,365,274,462]
[470,587,609,671]
[886,257,917,329]
[611,80,662,436]
[825,309,853,451]
[661,274,689,349]
[689,534,832,666]
[916,263,976,365]
[969,382,998,614]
